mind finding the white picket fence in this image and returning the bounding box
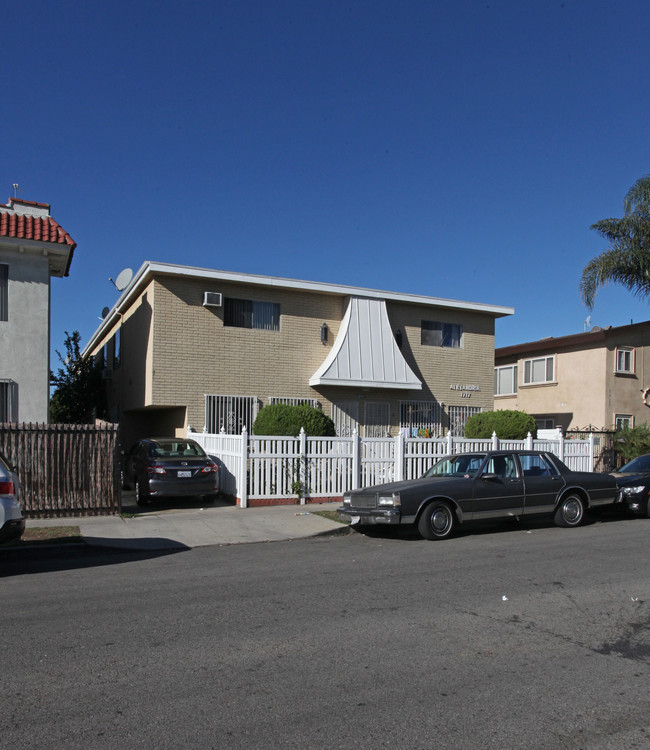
[190,428,597,508]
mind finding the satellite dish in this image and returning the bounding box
[101,306,110,319]
[114,268,133,291]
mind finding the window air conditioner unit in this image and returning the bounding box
[203,292,223,308]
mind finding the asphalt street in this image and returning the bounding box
[2,514,649,749]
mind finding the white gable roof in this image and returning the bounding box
[310,297,422,390]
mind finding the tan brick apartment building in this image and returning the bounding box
[84,262,512,446]
[494,321,650,431]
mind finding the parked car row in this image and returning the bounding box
[338,449,649,541]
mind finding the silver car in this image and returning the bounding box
[0,452,24,544]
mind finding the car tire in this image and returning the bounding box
[418,501,455,540]
[135,480,148,507]
[554,493,584,527]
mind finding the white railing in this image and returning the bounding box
[190,429,596,507]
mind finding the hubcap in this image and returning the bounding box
[432,508,450,533]
[564,499,581,523]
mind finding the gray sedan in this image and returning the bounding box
[338,450,617,540]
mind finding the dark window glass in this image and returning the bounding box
[421,321,462,347]
[224,299,280,330]
[0,264,8,321]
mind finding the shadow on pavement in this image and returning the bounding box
[0,541,189,577]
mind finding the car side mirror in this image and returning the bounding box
[481,472,499,481]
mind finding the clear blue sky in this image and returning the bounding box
[4,0,650,363]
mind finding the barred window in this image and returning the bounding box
[448,405,481,436]
[205,394,259,434]
[400,400,444,437]
[269,397,320,408]
[224,298,280,331]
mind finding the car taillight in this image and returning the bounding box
[0,481,14,494]
[201,464,219,474]
[146,465,167,475]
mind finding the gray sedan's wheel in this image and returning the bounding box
[418,501,455,540]
[554,493,584,528]
[135,480,147,507]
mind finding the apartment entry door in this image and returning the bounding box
[332,401,390,437]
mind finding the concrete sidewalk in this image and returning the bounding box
[24,502,349,550]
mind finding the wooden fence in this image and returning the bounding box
[0,422,120,517]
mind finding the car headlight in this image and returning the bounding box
[621,485,647,495]
[343,494,351,506]
[378,493,400,507]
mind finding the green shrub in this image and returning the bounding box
[464,410,536,439]
[612,423,650,463]
[253,403,336,437]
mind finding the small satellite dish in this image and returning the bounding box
[114,268,133,291]
[101,306,110,319]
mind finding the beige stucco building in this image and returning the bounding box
[84,262,513,446]
[494,321,650,431]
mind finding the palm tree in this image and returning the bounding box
[580,175,650,309]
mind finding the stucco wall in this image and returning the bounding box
[0,248,50,422]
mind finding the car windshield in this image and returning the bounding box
[618,454,650,473]
[423,454,487,478]
[151,441,206,458]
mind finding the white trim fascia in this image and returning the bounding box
[83,260,514,356]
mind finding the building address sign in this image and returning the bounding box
[450,384,480,399]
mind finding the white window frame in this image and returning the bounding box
[615,414,633,430]
[494,365,518,395]
[615,347,635,374]
[523,355,555,385]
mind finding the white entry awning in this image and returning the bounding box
[309,297,422,390]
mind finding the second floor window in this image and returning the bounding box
[495,365,518,395]
[421,321,462,348]
[224,298,280,331]
[523,355,554,385]
[616,347,634,374]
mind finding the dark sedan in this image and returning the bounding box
[123,438,220,506]
[610,454,650,517]
[338,450,618,540]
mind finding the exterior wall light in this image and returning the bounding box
[395,329,403,348]
[321,322,328,343]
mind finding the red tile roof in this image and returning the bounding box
[0,203,76,250]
